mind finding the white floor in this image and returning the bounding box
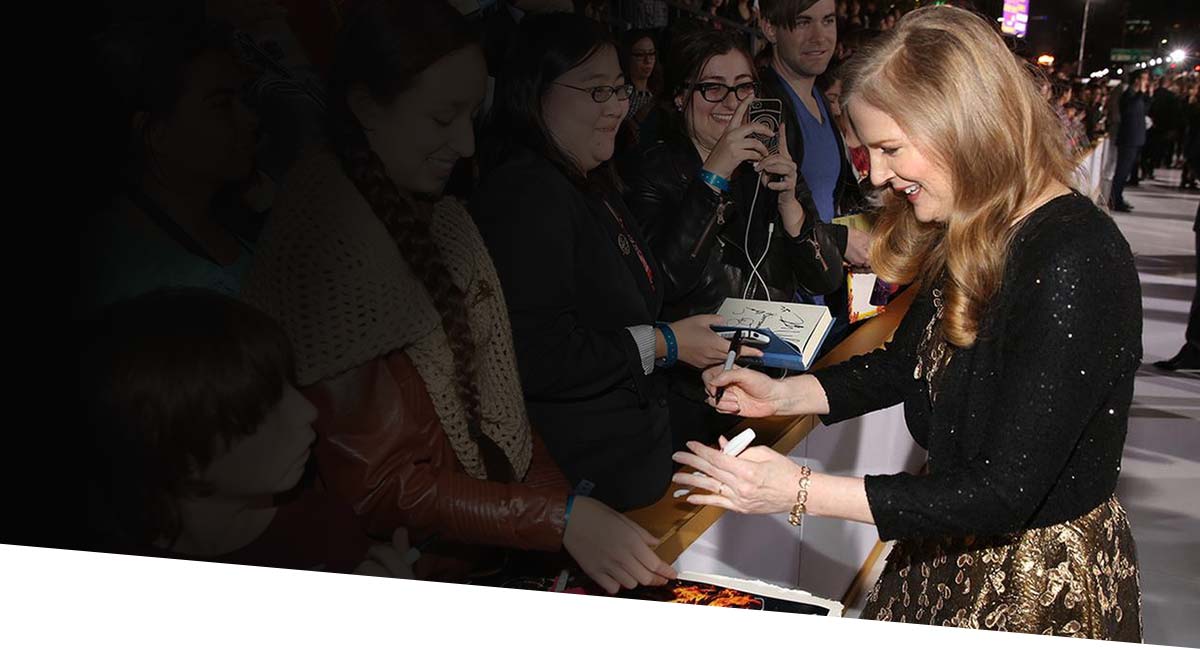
[1110,170,1200,648]
[844,170,1200,648]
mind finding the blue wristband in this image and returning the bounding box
[654,321,678,368]
[564,493,576,528]
[698,169,730,193]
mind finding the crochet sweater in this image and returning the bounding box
[242,149,532,480]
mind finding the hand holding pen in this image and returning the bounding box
[713,329,746,405]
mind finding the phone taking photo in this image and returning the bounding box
[747,98,783,155]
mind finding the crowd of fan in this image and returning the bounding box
[69,0,1198,594]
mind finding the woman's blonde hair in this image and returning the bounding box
[841,5,1076,347]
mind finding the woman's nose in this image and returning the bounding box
[867,154,891,188]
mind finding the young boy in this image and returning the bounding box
[79,288,411,577]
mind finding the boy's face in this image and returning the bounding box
[199,384,318,499]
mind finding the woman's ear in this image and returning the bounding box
[133,110,165,170]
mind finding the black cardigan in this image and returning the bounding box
[472,148,672,512]
[811,193,1143,541]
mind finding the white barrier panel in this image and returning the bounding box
[674,403,924,608]
[1075,136,1110,205]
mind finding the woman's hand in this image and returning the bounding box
[703,367,829,417]
[671,437,805,514]
[562,496,678,594]
[844,227,873,269]
[702,365,786,416]
[669,315,762,369]
[754,122,804,236]
[355,528,416,579]
[702,97,773,180]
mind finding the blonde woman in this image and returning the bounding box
[672,6,1142,639]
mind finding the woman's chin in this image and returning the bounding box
[592,142,616,166]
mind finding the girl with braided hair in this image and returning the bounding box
[241,0,675,594]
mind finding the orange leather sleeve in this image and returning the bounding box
[302,350,568,552]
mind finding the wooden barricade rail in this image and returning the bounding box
[626,286,917,588]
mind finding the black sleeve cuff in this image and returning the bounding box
[863,472,912,542]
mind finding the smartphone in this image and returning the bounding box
[747,98,783,155]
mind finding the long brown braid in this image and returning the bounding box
[327,0,513,482]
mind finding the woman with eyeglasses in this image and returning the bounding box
[619,30,663,144]
[475,13,737,511]
[623,29,845,445]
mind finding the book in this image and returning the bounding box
[834,213,896,324]
[712,297,834,372]
[499,570,843,617]
[847,271,885,324]
[832,213,872,232]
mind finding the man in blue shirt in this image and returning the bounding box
[756,0,870,343]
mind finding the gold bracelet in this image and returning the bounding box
[787,466,812,527]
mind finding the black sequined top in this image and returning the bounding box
[811,192,1143,541]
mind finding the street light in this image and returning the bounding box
[1077,0,1094,76]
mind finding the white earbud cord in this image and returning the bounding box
[742,169,773,302]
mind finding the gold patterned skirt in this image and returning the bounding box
[860,496,1141,640]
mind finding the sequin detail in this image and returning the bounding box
[861,496,1141,641]
[913,286,952,403]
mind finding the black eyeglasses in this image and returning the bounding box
[692,81,759,103]
[554,82,635,103]
[631,50,657,60]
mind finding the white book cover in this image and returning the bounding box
[847,271,886,323]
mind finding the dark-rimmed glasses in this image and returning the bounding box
[692,82,759,103]
[554,82,635,103]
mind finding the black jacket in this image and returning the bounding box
[1149,87,1183,134]
[473,148,672,512]
[624,134,845,321]
[1117,89,1150,148]
[812,193,1142,541]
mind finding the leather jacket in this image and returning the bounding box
[624,135,846,321]
[302,349,570,577]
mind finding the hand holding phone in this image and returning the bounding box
[747,98,783,155]
[700,97,776,180]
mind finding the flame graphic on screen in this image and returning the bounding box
[669,584,764,609]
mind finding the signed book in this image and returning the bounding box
[712,298,834,371]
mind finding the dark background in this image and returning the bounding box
[966,0,1200,76]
